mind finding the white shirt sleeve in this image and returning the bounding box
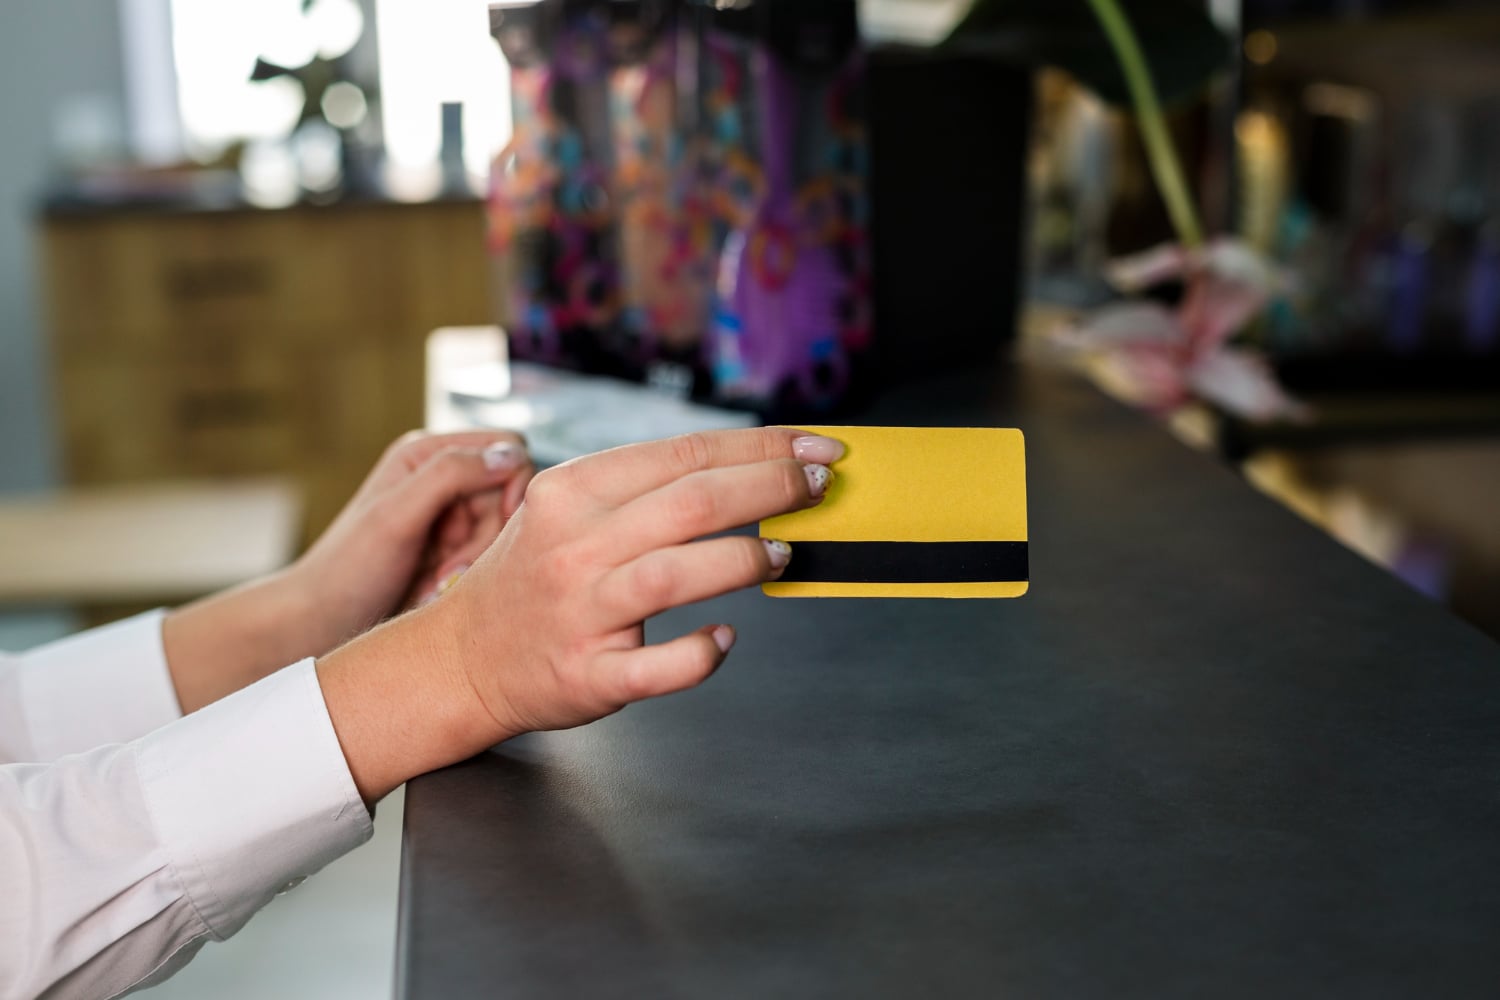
[0,660,374,1000]
[0,611,182,764]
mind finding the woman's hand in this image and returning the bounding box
[163,431,533,713]
[289,430,535,644]
[316,427,845,803]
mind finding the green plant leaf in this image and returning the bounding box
[943,0,1231,104]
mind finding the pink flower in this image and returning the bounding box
[1055,238,1310,423]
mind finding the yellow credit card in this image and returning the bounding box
[761,426,1028,599]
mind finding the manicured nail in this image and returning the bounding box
[711,625,736,654]
[804,464,833,497]
[792,435,845,465]
[762,538,792,570]
[483,442,524,472]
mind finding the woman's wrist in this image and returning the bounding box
[164,572,306,712]
[272,557,378,657]
[315,595,504,804]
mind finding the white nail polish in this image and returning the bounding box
[483,443,523,471]
[762,539,793,570]
[711,625,735,654]
[804,464,832,497]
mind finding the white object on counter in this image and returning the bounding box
[427,327,757,467]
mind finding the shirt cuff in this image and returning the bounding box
[21,609,182,761]
[133,659,374,939]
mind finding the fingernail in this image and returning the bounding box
[804,464,833,497]
[711,625,736,654]
[792,435,845,465]
[762,538,792,570]
[437,564,469,595]
[483,442,524,472]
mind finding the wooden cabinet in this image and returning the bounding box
[41,199,493,543]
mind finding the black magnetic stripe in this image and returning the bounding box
[775,541,1028,585]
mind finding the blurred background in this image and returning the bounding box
[1027,0,1500,641]
[2,0,1498,995]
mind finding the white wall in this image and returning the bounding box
[0,2,128,493]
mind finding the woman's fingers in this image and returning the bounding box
[437,500,476,552]
[362,430,527,497]
[598,458,826,562]
[559,427,843,508]
[501,461,536,517]
[592,624,736,705]
[431,503,507,585]
[408,468,527,610]
[381,444,528,542]
[594,535,792,629]
[388,429,528,469]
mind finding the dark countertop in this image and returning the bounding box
[397,362,1500,999]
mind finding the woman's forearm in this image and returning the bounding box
[162,571,325,713]
[315,603,492,804]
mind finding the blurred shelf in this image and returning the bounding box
[1274,354,1500,394]
[40,197,494,545]
[1215,391,1500,459]
[38,171,483,221]
[1251,7,1500,97]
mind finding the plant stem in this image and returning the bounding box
[1082,0,1206,249]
